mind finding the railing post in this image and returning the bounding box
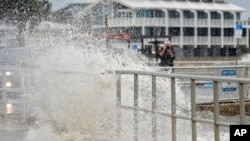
[116,74,121,137]
[213,81,220,141]
[191,79,197,141]
[152,75,157,141]
[239,82,246,124]
[244,66,248,78]
[171,77,176,141]
[21,68,26,122]
[134,74,139,141]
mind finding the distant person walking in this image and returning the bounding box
[159,36,175,67]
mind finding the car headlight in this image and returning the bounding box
[5,82,12,88]
[6,103,13,114]
[5,71,12,76]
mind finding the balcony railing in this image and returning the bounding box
[197,37,209,44]
[171,37,181,44]
[224,37,234,44]
[197,19,208,26]
[211,19,222,26]
[242,20,250,28]
[106,17,240,28]
[224,20,235,27]
[239,37,247,45]
[211,37,221,44]
[168,19,181,26]
[136,18,166,26]
[108,17,166,27]
[108,18,134,27]
[183,19,195,26]
[183,37,195,44]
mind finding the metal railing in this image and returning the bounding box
[154,65,250,78]
[115,70,250,141]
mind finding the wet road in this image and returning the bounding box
[0,118,27,141]
[0,130,26,141]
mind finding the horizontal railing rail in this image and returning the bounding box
[115,70,250,141]
[148,65,250,78]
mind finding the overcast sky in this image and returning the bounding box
[49,0,250,20]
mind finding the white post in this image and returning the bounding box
[134,74,139,141]
[191,79,197,141]
[152,75,157,141]
[171,77,177,141]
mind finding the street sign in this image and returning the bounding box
[222,87,237,92]
[221,69,237,92]
[132,44,138,50]
[235,24,243,39]
[203,83,214,88]
[131,44,138,53]
[221,69,236,76]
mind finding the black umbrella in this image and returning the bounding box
[148,40,164,44]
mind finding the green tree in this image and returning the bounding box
[0,0,52,45]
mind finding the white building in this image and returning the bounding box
[87,0,250,58]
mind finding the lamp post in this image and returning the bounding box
[235,23,243,65]
[105,15,109,48]
[236,38,240,65]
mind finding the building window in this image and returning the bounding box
[144,27,166,37]
[169,27,180,36]
[211,12,221,19]
[202,0,212,2]
[155,10,165,18]
[117,4,129,9]
[197,11,208,19]
[224,12,233,19]
[115,11,132,18]
[136,9,153,18]
[183,11,194,19]
[236,13,241,20]
[198,28,208,36]
[242,28,247,37]
[183,28,194,36]
[224,28,234,36]
[136,9,165,18]
[169,10,180,18]
[211,28,221,36]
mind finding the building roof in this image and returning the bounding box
[120,0,245,12]
[90,0,246,12]
[67,0,97,4]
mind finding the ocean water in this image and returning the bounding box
[3,23,249,141]
[22,30,178,141]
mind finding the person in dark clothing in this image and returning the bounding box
[159,37,175,67]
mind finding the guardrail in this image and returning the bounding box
[150,65,250,78]
[115,70,250,141]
